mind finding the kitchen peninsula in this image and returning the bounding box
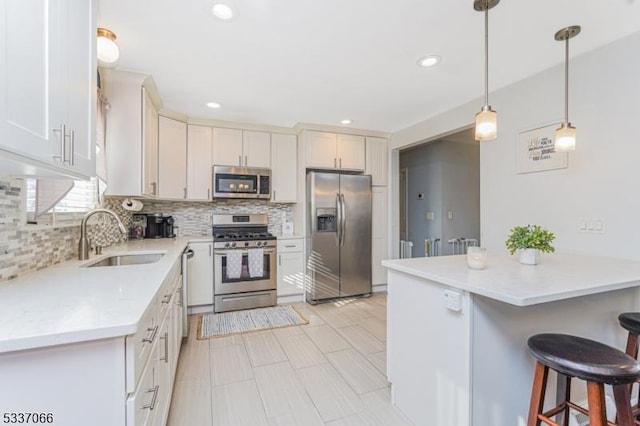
[382,252,640,426]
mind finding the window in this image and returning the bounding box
[26,178,105,224]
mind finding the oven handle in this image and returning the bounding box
[214,248,276,256]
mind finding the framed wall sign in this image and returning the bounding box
[517,123,568,174]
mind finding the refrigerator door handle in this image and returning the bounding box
[340,193,346,247]
[336,192,342,246]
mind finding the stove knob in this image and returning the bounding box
[224,242,230,248]
[244,242,249,247]
[230,242,236,248]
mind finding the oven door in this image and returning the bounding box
[214,247,276,295]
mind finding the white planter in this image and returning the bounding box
[518,248,540,265]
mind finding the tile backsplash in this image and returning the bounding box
[0,176,294,282]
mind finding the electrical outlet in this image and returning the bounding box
[447,211,453,220]
[578,217,605,234]
[426,211,435,220]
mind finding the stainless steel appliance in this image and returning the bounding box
[212,166,271,199]
[212,214,277,313]
[181,247,194,337]
[306,172,372,303]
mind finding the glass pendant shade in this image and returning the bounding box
[475,106,497,141]
[97,28,120,67]
[554,123,576,152]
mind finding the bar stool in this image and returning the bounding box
[527,333,640,426]
[618,313,640,359]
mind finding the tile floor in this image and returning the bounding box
[167,293,413,426]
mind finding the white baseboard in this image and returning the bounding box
[277,293,305,304]
[373,284,387,293]
[188,305,214,315]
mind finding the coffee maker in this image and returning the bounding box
[145,214,176,238]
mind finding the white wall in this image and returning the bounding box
[400,139,480,256]
[391,30,640,260]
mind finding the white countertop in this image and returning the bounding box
[0,237,212,354]
[382,252,640,306]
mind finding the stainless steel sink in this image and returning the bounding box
[83,253,165,268]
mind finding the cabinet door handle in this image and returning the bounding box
[273,190,276,200]
[161,294,171,304]
[245,155,248,166]
[52,124,66,162]
[143,385,160,410]
[278,254,281,266]
[339,158,342,168]
[334,158,337,168]
[183,187,187,199]
[209,244,212,257]
[69,129,75,166]
[238,155,242,167]
[151,182,157,196]
[207,188,210,200]
[160,332,169,363]
[142,325,159,343]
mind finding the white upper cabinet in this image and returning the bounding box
[158,116,187,200]
[212,128,243,167]
[365,137,388,186]
[103,70,162,197]
[0,0,96,178]
[142,88,158,197]
[187,125,213,200]
[243,131,271,168]
[305,131,365,171]
[270,133,297,202]
[337,134,365,171]
[305,131,336,169]
[213,128,271,168]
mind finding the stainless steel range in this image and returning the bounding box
[212,214,277,313]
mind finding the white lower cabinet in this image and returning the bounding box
[187,242,214,306]
[0,256,184,426]
[277,238,304,297]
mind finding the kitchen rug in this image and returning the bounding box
[197,305,308,339]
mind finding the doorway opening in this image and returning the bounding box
[398,127,480,257]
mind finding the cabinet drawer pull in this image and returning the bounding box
[143,385,160,410]
[160,332,169,363]
[161,294,171,304]
[142,325,158,343]
[284,244,296,248]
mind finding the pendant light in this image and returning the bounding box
[97,28,120,67]
[554,25,581,152]
[474,0,499,141]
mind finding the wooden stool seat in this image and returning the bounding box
[618,313,640,336]
[527,333,640,426]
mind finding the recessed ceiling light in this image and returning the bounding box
[417,55,441,68]
[206,102,222,109]
[212,4,235,21]
[341,119,353,125]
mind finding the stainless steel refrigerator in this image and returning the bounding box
[306,171,372,303]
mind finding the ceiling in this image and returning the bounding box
[97,0,640,133]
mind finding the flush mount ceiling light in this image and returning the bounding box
[554,25,581,152]
[97,28,120,67]
[417,55,441,68]
[206,102,222,109]
[212,3,235,21]
[340,119,353,125]
[473,0,499,141]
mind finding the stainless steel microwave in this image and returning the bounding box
[212,166,271,199]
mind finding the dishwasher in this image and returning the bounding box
[181,247,195,337]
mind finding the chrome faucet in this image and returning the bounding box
[78,208,127,260]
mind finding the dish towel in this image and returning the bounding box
[248,248,264,278]
[226,250,243,279]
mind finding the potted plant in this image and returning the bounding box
[505,225,556,265]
